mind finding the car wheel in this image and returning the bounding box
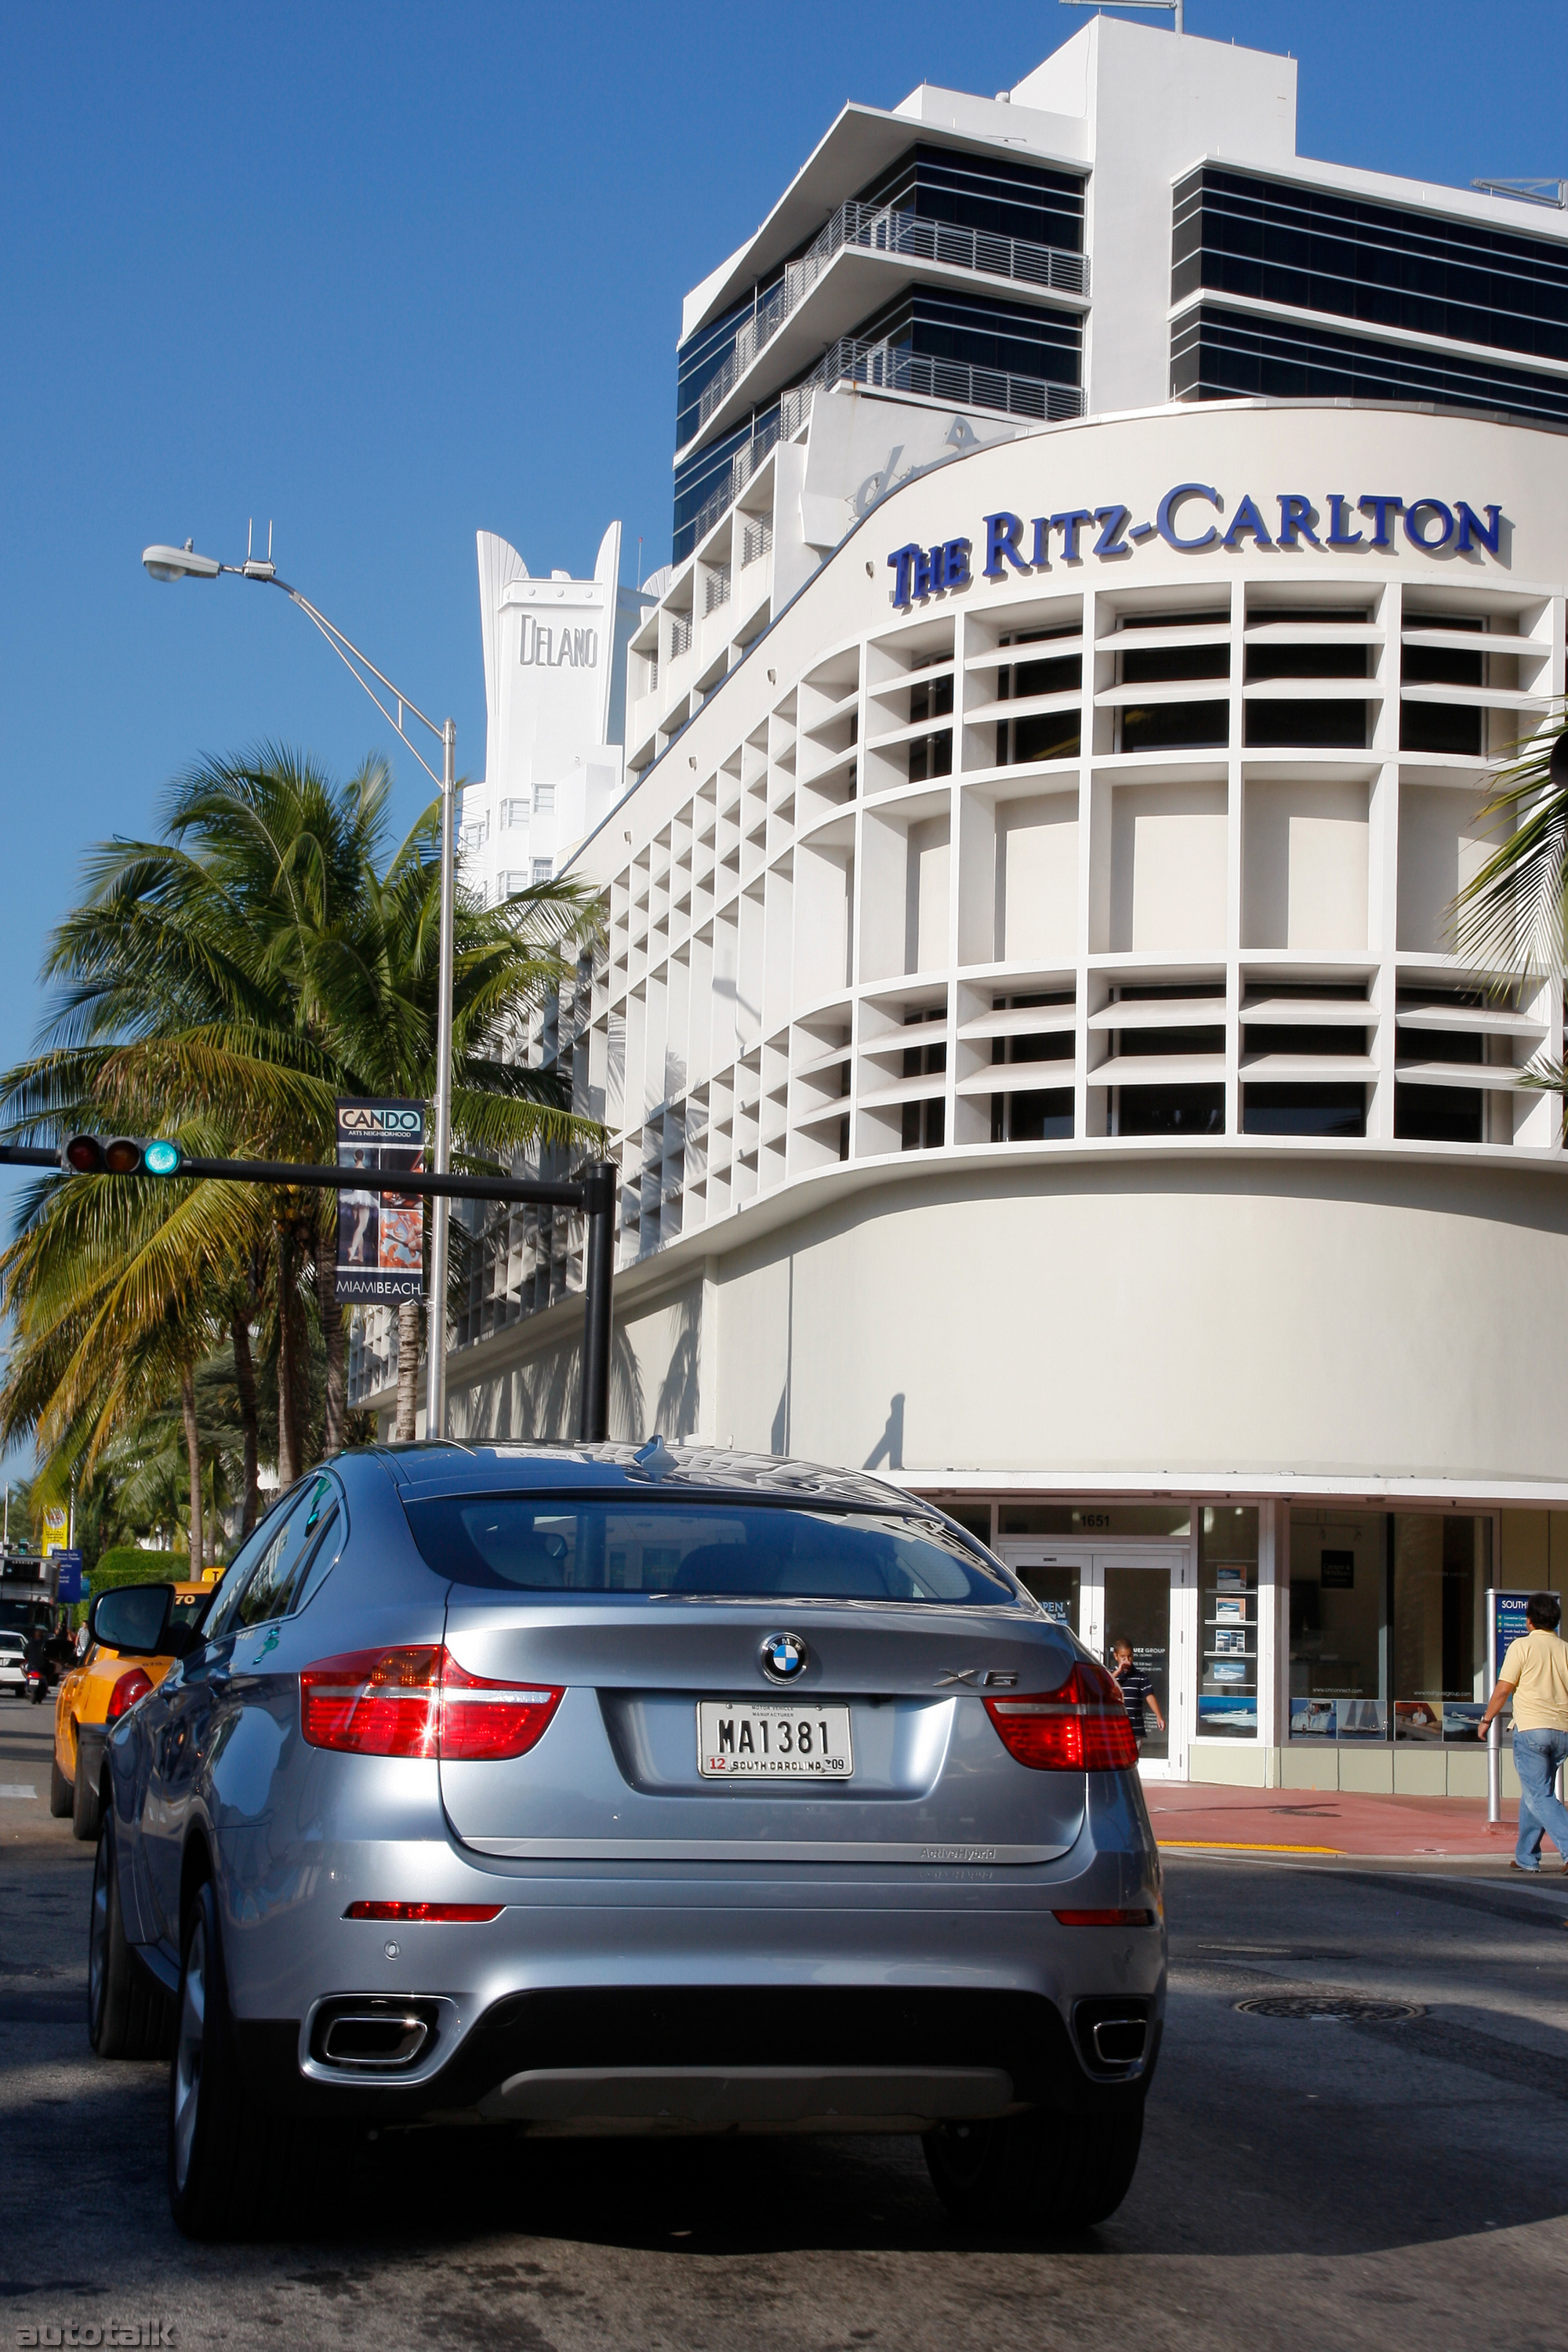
[168,1878,340,2241]
[88,1810,173,2060]
[71,1752,102,1842]
[923,2104,1144,2231]
[49,1755,72,1818]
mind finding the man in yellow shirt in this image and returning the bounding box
[1476,1590,1568,1874]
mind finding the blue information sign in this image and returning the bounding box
[1493,1590,1534,1675]
[53,1550,83,1603]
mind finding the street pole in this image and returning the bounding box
[141,538,465,1445]
[426,715,458,1440]
[579,1162,617,1442]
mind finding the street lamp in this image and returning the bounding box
[142,530,459,1440]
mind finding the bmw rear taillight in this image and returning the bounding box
[299,1646,563,1762]
[984,1662,1139,1772]
[106,1667,154,1720]
[437,1654,563,1759]
[301,1646,441,1756]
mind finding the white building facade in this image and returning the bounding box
[383,20,1568,1799]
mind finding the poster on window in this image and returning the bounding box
[335,1098,426,1301]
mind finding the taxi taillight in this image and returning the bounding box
[106,1667,154,1720]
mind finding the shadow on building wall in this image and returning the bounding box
[864,1393,906,1473]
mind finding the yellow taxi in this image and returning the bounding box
[52,1577,217,1840]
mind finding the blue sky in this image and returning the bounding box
[0,0,1563,1319]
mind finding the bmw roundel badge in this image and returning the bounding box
[760,1631,808,1682]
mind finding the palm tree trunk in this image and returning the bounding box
[315,1205,346,1455]
[231,1312,260,1534]
[180,1367,204,1577]
[395,1299,421,1441]
[276,1220,301,1485]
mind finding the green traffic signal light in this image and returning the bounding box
[59,1134,183,1177]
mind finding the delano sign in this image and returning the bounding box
[336,1098,426,1303]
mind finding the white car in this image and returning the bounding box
[0,1632,27,1696]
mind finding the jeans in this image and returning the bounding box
[1512,1727,1568,1867]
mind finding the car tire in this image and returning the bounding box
[71,1753,102,1842]
[168,1878,341,2241]
[49,1755,72,1818]
[923,2103,1144,2231]
[89,1809,174,2061]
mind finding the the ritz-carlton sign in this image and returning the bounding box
[886,485,1505,607]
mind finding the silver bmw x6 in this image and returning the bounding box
[86,1441,1165,2240]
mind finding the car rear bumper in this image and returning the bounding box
[235,1981,1162,2132]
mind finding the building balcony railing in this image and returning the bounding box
[779,336,1086,437]
[688,413,784,549]
[695,199,1090,435]
[683,335,1085,559]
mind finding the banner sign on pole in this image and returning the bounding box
[42,1503,67,1554]
[335,1098,426,1302]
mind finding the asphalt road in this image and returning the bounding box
[4,1699,1567,2351]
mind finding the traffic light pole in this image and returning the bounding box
[0,1145,617,1444]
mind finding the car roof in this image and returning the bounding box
[361,1439,916,1513]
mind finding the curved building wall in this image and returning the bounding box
[448,397,1568,1502]
[441,399,1568,1795]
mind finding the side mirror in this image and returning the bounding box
[89,1583,176,1657]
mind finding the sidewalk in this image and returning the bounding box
[1144,1776,1563,1866]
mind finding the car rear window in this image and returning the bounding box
[401,1497,1020,1606]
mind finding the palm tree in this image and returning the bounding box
[1451,720,1568,1111]
[2,746,603,1495]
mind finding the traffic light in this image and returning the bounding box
[60,1134,184,1177]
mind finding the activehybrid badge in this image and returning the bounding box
[759,1632,808,1683]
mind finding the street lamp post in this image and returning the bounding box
[143,534,459,1437]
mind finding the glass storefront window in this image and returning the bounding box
[996,1504,1192,1539]
[1392,1514,1490,1741]
[1198,1505,1259,1739]
[1288,1510,1493,1740]
[1289,1511,1388,1739]
[1019,1561,1081,1635]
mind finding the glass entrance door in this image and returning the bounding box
[998,1542,1192,1780]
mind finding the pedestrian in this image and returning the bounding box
[1475,1589,1568,1874]
[1109,1639,1165,1747]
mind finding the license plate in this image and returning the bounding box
[697,1701,854,1779]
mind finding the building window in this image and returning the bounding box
[907,670,953,781]
[856,142,1086,254]
[1171,302,1568,429]
[534,783,555,814]
[995,628,1081,765]
[496,873,526,899]
[459,818,489,851]
[1116,1085,1225,1136]
[1401,619,1485,755]
[1171,165,1568,369]
[901,1013,946,1150]
[1394,1083,1483,1144]
[1243,1083,1367,1138]
[1243,623,1369,749]
[1198,1506,1260,1739]
[1116,622,1229,753]
[991,991,1074,1142]
[855,285,1082,392]
[1289,1510,1491,1740]
[532,858,554,886]
[500,797,528,826]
